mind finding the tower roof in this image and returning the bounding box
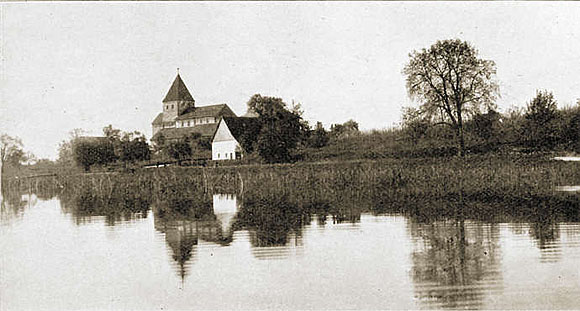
[163,74,194,103]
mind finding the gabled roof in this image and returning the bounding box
[152,124,219,141]
[176,104,237,120]
[152,113,164,125]
[220,117,261,141]
[212,117,262,152]
[163,74,194,103]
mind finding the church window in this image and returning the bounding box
[217,153,220,158]
[171,104,174,109]
[187,121,190,127]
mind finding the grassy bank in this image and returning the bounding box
[3,154,580,222]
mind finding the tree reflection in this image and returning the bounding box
[235,194,304,249]
[1,181,61,224]
[529,213,562,263]
[409,212,502,309]
[506,206,572,263]
[0,188,28,223]
[59,188,151,226]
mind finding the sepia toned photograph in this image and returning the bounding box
[1,1,580,310]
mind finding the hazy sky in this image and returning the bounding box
[1,2,580,160]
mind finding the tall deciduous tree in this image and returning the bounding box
[247,94,308,163]
[73,138,116,172]
[404,39,499,156]
[103,125,151,166]
[522,90,560,149]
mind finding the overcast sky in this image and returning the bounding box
[1,2,580,160]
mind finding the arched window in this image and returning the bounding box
[217,153,220,159]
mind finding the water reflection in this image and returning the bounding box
[0,189,31,224]
[59,188,150,226]
[213,194,238,237]
[153,194,239,280]
[3,181,580,309]
[235,194,305,248]
[409,216,502,309]
[530,220,562,262]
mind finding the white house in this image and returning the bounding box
[211,117,260,161]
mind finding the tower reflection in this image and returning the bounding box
[153,193,239,280]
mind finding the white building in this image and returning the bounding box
[151,72,260,160]
[211,117,260,161]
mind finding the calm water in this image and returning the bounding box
[1,192,580,310]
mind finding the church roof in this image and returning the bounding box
[176,104,236,120]
[152,113,164,125]
[221,117,261,141]
[213,117,262,152]
[163,74,194,103]
[152,124,219,141]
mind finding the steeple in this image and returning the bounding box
[163,72,194,103]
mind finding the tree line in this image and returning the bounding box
[402,38,580,155]
[58,126,151,172]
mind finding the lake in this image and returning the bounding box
[1,190,580,310]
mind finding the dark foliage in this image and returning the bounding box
[521,90,560,149]
[466,109,501,142]
[72,139,116,172]
[166,139,192,165]
[248,94,308,163]
[103,125,151,166]
[308,121,330,148]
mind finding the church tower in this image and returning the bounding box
[162,72,195,122]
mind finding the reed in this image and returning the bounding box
[3,154,579,223]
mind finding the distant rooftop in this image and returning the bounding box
[163,74,194,103]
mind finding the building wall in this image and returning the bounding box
[176,117,216,128]
[152,124,162,137]
[162,101,178,122]
[162,100,194,123]
[212,140,239,160]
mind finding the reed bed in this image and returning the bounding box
[3,155,580,223]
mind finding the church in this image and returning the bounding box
[151,73,259,161]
